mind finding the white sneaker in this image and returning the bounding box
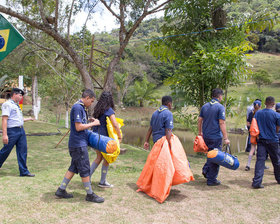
[98,181,114,188]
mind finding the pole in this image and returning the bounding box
[55,129,70,148]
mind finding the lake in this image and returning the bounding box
[121,125,247,155]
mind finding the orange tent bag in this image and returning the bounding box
[193,135,208,153]
[250,136,257,145]
[136,135,194,203]
[249,118,260,137]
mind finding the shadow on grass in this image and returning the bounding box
[126,182,189,203]
[41,191,85,203]
[186,175,230,191]
[228,179,252,188]
[0,167,19,177]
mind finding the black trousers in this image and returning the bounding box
[252,139,280,187]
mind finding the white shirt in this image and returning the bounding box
[1,99,24,128]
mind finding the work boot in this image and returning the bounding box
[252,184,264,189]
[55,188,73,198]
[85,192,104,203]
[207,180,221,186]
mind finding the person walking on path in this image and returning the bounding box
[252,96,280,189]
[55,89,104,203]
[245,100,262,171]
[198,88,230,186]
[0,88,35,177]
[143,96,173,149]
[90,91,122,188]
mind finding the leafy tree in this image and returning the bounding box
[252,69,272,90]
[168,42,252,110]
[125,75,156,107]
[0,0,100,93]
[99,0,172,91]
[40,67,83,127]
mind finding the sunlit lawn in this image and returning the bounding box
[1,120,280,223]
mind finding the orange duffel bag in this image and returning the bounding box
[193,135,208,153]
[249,118,260,137]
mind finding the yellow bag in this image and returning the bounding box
[102,117,124,163]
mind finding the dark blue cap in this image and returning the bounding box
[12,88,24,96]
[253,100,261,107]
[276,103,280,111]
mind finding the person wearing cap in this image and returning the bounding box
[252,96,280,189]
[0,88,35,177]
[245,99,262,171]
[245,99,261,152]
[198,88,230,186]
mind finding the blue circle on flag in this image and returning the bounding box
[0,35,5,50]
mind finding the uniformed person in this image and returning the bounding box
[252,96,280,188]
[198,88,230,186]
[0,88,35,177]
[144,95,173,149]
[55,89,105,203]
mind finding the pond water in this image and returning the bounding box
[122,125,247,155]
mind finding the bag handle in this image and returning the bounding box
[223,144,231,154]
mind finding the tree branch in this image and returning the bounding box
[37,0,49,25]
[100,0,120,20]
[146,0,172,15]
[67,0,75,40]
[55,0,59,31]
[27,40,74,63]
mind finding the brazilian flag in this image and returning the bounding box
[0,14,25,62]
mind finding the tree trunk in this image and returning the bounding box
[104,55,122,91]
[32,76,38,116]
[65,104,69,129]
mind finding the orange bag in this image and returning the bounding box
[193,135,208,153]
[136,135,194,203]
[249,118,260,137]
[250,136,257,145]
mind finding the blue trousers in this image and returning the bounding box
[202,138,222,185]
[0,127,29,176]
[252,140,280,187]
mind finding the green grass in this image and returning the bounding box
[247,52,280,79]
[1,121,280,223]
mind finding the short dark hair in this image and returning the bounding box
[162,96,172,106]
[11,88,24,96]
[265,96,275,106]
[82,89,95,98]
[211,88,223,98]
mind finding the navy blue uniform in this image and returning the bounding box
[68,100,90,177]
[252,108,280,187]
[150,105,173,143]
[92,107,115,137]
[200,99,225,185]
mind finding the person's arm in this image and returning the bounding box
[24,117,35,122]
[144,126,152,150]
[277,126,280,133]
[109,114,122,143]
[219,119,230,145]
[198,117,203,136]
[75,119,100,132]
[165,128,172,148]
[2,116,8,144]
